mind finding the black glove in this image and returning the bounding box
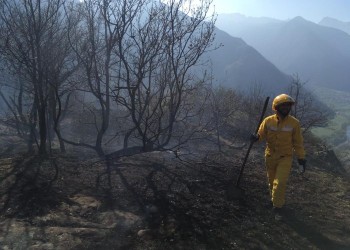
[250,133,259,143]
[297,159,306,173]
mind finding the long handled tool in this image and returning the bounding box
[226,96,270,200]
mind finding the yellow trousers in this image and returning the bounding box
[265,155,292,208]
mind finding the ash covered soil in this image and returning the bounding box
[0,143,350,249]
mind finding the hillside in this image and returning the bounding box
[0,136,349,249]
[200,27,292,94]
[216,14,350,92]
[319,17,350,35]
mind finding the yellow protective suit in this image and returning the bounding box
[258,114,305,208]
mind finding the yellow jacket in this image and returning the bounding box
[258,114,305,159]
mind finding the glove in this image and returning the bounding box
[250,133,259,143]
[297,159,306,173]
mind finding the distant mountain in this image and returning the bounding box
[201,27,292,94]
[319,17,350,35]
[216,14,350,92]
[215,13,283,36]
[215,13,283,39]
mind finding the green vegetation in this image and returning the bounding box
[311,86,350,146]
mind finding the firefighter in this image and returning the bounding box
[251,94,306,220]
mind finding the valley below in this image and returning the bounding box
[311,86,350,172]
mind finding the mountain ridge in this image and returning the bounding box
[202,26,292,94]
[319,17,350,35]
[215,14,350,92]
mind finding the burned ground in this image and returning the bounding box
[0,140,350,249]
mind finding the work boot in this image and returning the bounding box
[273,207,283,221]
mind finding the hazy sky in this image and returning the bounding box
[208,0,350,22]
